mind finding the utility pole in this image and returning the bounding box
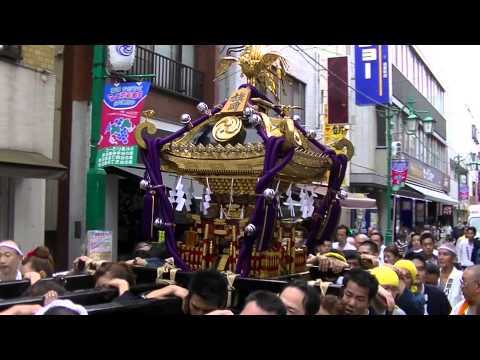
[385,106,394,245]
[86,45,106,232]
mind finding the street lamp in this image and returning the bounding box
[406,110,418,135]
[422,115,434,135]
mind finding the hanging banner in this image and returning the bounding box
[96,81,151,168]
[328,56,349,124]
[459,183,469,201]
[391,159,409,187]
[355,45,389,105]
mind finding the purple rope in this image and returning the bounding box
[139,101,227,271]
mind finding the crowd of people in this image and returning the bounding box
[1,222,480,315]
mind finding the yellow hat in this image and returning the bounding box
[323,252,348,264]
[370,266,400,288]
[394,259,418,293]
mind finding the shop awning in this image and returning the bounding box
[297,184,377,209]
[0,149,67,179]
[104,165,146,179]
[405,182,458,206]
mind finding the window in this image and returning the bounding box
[0,45,22,62]
[377,107,386,147]
[278,74,306,126]
[132,45,203,100]
[0,178,14,239]
[153,45,195,67]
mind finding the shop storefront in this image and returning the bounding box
[393,156,457,234]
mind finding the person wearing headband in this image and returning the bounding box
[35,299,88,315]
[437,242,464,309]
[0,240,23,281]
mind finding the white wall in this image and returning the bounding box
[0,61,56,251]
[0,62,55,157]
[12,178,46,252]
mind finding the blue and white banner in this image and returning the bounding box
[355,45,389,105]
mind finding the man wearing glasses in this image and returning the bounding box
[451,265,480,315]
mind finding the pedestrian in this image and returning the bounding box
[451,265,480,315]
[332,225,356,251]
[405,233,423,258]
[35,299,88,315]
[316,239,332,255]
[0,240,23,281]
[457,226,476,268]
[354,233,369,250]
[317,295,344,315]
[437,243,464,309]
[424,262,440,286]
[340,268,379,315]
[343,250,361,270]
[410,254,451,315]
[383,245,401,265]
[469,229,480,265]
[419,233,438,266]
[357,241,380,270]
[370,232,386,265]
[146,269,228,315]
[370,266,406,315]
[240,290,287,315]
[94,262,138,302]
[279,279,320,315]
[21,246,55,278]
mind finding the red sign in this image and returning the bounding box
[328,57,349,124]
[391,159,409,186]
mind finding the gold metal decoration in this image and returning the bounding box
[215,45,288,100]
[220,87,251,115]
[212,116,243,142]
[135,110,158,149]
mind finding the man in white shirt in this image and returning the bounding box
[437,243,464,309]
[451,265,480,315]
[332,225,356,251]
[0,240,23,281]
[371,232,386,265]
[456,226,476,269]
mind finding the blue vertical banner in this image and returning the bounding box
[355,45,390,105]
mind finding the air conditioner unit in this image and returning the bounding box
[0,45,21,61]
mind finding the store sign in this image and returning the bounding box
[408,157,450,192]
[96,81,151,168]
[354,45,390,105]
[87,230,112,262]
[442,205,453,216]
[391,159,409,188]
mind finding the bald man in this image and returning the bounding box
[354,233,369,250]
[451,265,480,315]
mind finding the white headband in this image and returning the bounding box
[35,299,88,315]
[0,241,23,257]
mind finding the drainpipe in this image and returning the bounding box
[86,45,106,232]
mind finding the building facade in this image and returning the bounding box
[349,45,456,237]
[0,45,66,256]
[58,45,217,265]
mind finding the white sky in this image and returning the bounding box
[418,45,480,159]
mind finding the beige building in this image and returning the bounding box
[0,45,65,254]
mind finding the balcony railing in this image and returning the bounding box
[129,46,204,101]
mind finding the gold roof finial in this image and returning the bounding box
[215,45,289,101]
